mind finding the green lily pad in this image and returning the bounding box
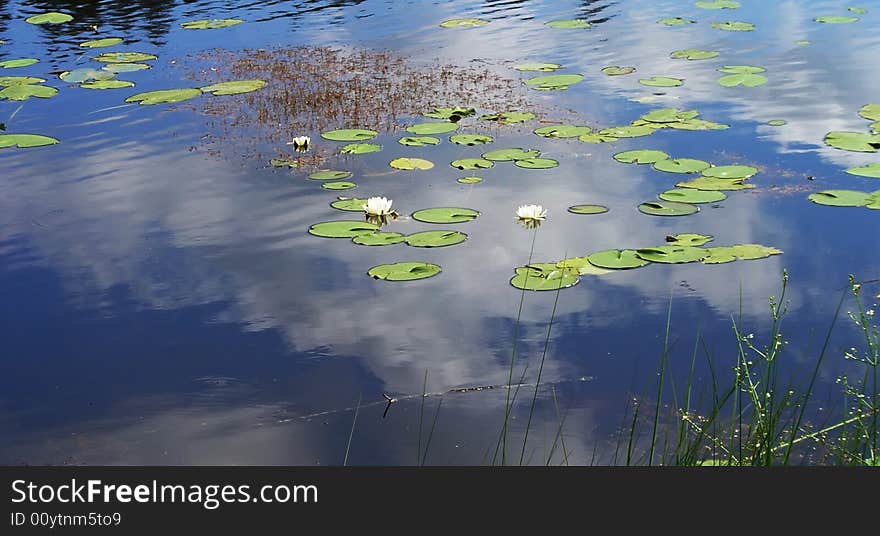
[702,165,758,179]
[638,201,699,216]
[0,133,59,149]
[546,19,591,29]
[308,220,380,238]
[568,204,609,215]
[411,207,480,224]
[200,80,266,96]
[703,244,782,263]
[718,73,767,87]
[665,233,714,247]
[322,181,356,191]
[711,21,755,31]
[871,122,880,134]
[321,128,378,141]
[718,65,766,74]
[676,177,754,190]
[639,76,683,87]
[534,124,592,138]
[579,132,618,143]
[658,17,696,26]
[845,163,880,178]
[451,158,494,170]
[390,157,433,170]
[613,149,669,164]
[555,257,612,276]
[340,143,381,155]
[94,52,157,63]
[405,230,468,248]
[449,134,493,145]
[814,16,858,23]
[666,119,730,130]
[659,188,727,203]
[309,170,352,180]
[0,76,44,85]
[510,265,580,291]
[514,158,559,169]
[859,104,880,121]
[423,107,475,120]
[399,136,440,146]
[330,198,370,211]
[25,12,73,25]
[80,80,134,90]
[641,108,700,123]
[481,148,541,161]
[796,40,811,46]
[439,18,488,28]
[369,262,441,281]
[406,122,459,135]
[636,246,707,263]
[824,131,880,152]
[598,125,656,138]
[352,232,405,246]
[602,66,636,76]
[696,1,741,8]
[0,58,38,69]
[0,84,57,101]
[457,176,483,184]
[80,38,124,49]
[587,249,650,270]
[807,190,873,207]
[671,49,720,60]
[102,63,151,73]
[479,111,535,124]
[653,158,711,174]
[125,88,202,105]
[525,73,584,90]
[515,63,561,72]
[181,19,244,29]
[767,119,787,126]
[849,7,868,14]
[59,68,115,83]
[269,159,298,168]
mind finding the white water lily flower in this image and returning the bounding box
[363,196,395,216]
[516,204,547,222]
[287,136,310,151]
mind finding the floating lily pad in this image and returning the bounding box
[510,265,580,291]
[598,125,656,138]
[676,177,754,190]
[849,7,868,14]
[340,143,381,155]
[555,257,612,276]
[59,68,115,83]
[587,249,650,270]
[515,63,561,72]
[411,207,480,224]
[871,122,880,134]
[796,40,811,46]
[102,63,151,73]
[665,233,714,247]
[201,80,266,95]
[659,188,727,203]
[602,66,636,76]
[94,52,157,63]
[824,131,880,152]
[451,158,494,170]
[423,107,475,121]
[546,19,591,29]
[638,200,699,216]
[269,158,297,168]
[405,230,468,248]
[703,244,782,263]
[807,190,873,207]
[696,1,741,8]
[309,170,352,180]
[568,204,609,215]
[80,38,123,49]
[702,165,758,179]
[457,176,482,184]
[479,111,535,124]
[322,181,356,190]
[711,21,755,31]
[814,16,858,23]
[439,18,488,28]
[125,88,202,105]
[369,262,441,281]
[0,76,44,85]
[579,132,618,143]
[860,104,880,121]
[390,157,433,170]
[308,220,380,238]
[653,158,711,174]
[525,73,584,90]
[181,19,244,29]
[636,246,707,263]
[0,58,38,69]
[399,136,440,147]
[406,122,458,135]
[514,158,559,169]
[449,134,493,145]
[767,119,787,126]
[534,124,592,138]
[639,76,683,87]
[330,198,370,211]
[352,232,405,246]
[666,119,730,130]
[718,73,767,87]
[482,148,541,161]
[658,17,696,26]
[321,128,378,141]
[613,149,669,164]
[0,84,57,101]
[80,80,134,90]
[25,12,73,25]
[641,108,700,123]
[671,49,720,60]
[0,133,59,148]
[845,163,880,178]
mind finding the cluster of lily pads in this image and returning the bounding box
[824,104,880,153]
[510,234,782,291]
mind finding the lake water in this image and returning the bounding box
[1,0,878,465]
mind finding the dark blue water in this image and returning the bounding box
[1,0,878,465]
